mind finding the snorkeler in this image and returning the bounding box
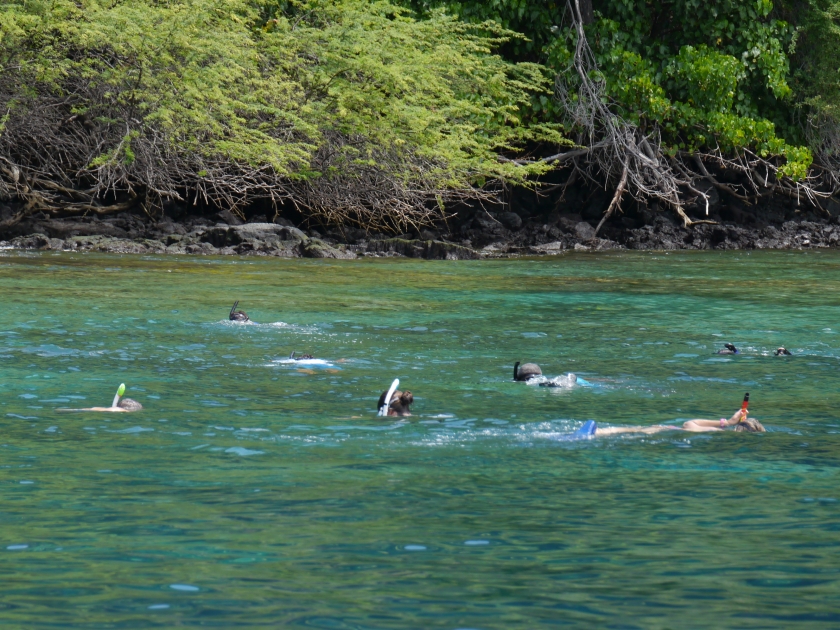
[775,347,792,355]
[378,390,413,417]
[229,301,249,322]
[587,408,764,437]
[57,383,143,413]
[290,352,315,360]
[377,379,413,417]
[715,343,740,355]
[513,361,542,381]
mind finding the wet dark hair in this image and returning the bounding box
[117,398,143,411]
[734,417,765,433]
[397,391,413,408]
[513,361,542,381]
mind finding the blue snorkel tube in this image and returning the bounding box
[554,420,597,441]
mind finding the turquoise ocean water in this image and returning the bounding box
[1,249,839,628]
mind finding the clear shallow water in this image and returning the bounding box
[1,249,839,628]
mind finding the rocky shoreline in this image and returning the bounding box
[2,204,840,259]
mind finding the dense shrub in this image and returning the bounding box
[0,0,560,228]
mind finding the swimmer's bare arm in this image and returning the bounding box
[682,409,746,432]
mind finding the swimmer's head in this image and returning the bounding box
[775,347,791,356]
[397,390,413,408]
[514,361,542,381]
[230,301,249,322]
[117,397,143,411]
[378,389,413,416]
[391,390,413,416]
[734,417,765,433]
[725,343,737,353]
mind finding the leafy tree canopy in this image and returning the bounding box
[0,0,561,227]
[1,0,838,228]
[405,0,840,180]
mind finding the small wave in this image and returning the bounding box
[21,344,80,357]
[266,359,341,370]
[177,344,206,352]
[108,426,154,434]
[325,423,407,432]
[272,358,333,366]
[215,319,258,327]
[214,318,289,326]
[525,373,593,388]
[225,447,264,456]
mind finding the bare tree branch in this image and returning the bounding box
[552,0,831,229]
[594,163,627,236]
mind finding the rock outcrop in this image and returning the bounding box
[2,202,840,259]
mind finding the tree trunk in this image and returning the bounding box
[579,0,594,25]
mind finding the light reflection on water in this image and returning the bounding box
[1,250,840,627]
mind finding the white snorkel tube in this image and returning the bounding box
[378,378,399,417]
[112,383,126,409]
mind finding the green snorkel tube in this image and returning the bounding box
[112,383,126,408]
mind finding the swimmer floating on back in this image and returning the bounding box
[229,301,249,322]
[57,383,143,413]
[592,408,764,436]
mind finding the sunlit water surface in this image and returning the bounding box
[1,249,839,628]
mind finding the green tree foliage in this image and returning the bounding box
[405,0,833,180]
[2,0,837,226]
[403,0,563,59]
[256,0,563,185]
[576,0,811,178]
[778,0,840,166]
[0,0,560,227]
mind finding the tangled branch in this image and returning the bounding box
[0,75,476,233]
[283,132,476,233]
[550,0,831,229]
[806,113,840,194]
